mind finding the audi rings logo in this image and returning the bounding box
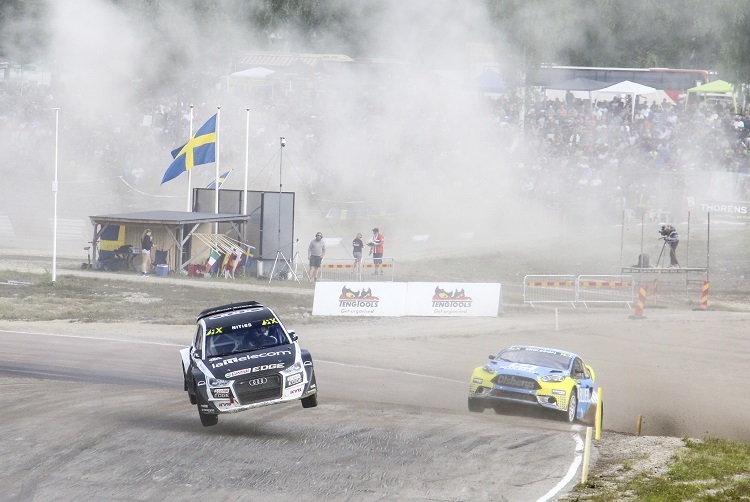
[247,377,268,386]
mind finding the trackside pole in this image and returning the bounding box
[629,285,647,319]
[595,387,603,440]
[555,308,559,331]
[581,427,593,484]
[693,280,710,311]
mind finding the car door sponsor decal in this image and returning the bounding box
[578,387,592,403]
[225,363,285,379]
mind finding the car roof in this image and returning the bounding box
[504,345,579,359]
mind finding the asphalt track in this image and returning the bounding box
[1,308,749,501]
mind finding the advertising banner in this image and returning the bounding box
[693,200,750,220]
[312,282,408,316]
[405,283,502,317]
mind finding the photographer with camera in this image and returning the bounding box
[659,224,680,267]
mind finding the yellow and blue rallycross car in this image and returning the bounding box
[468,345,597,423]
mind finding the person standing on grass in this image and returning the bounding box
[141,229,153,275]
[307,232,326,282]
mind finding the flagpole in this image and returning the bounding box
[215,106,221,216]
[52,108,60,283]
[186,104,194,212]
[243,107,250,216]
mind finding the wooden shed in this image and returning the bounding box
[88,210,251,274]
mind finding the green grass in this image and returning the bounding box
[571,438,750,501]
[0,270,314,324]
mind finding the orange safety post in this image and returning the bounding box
[700,280,709,310]
[629,285,647,319]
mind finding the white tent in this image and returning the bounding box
[230,67,276,79]
[227,67,277,95]
[593,80,659,120]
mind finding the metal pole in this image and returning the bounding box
[186,105,194,212]
[52,108,60,283]
[619,210,625,269]
[214,106,221,235]
[214,106,221,216]
[639,210,645,288]
[685,210,691,291]
[243,108,250,216]
[686,210,691,267]
[706,212,711,281]
[279,137,284,255]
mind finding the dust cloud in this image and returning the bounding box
[0,1,739,268]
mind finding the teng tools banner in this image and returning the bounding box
[312,282,408,316]
[405,283,502,317]
[312,282,502,317]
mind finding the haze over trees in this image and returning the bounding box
[1,0,749,84]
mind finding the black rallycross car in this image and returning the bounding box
[180,301,318,427]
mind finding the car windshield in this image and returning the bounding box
[205,323,286,358]
[496,347,571,371]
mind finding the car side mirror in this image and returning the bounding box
[192,350,202,359]
[488,354,495,360]
[288,330,298,342]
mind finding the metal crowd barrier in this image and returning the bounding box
[523,275,577,307]
[577,275,634,308]
[319,258,394,282]
[523,274,635,307]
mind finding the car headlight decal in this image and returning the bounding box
[281,361,302,375]
[541,374,566,383]
[281,361,304,387]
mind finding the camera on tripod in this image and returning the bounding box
[659,225,671,238]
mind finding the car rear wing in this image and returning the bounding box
[196,301,264,321]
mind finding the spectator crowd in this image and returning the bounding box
[1,69,749,228]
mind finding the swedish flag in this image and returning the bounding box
[161,114,217,184]
[206,170,231,189]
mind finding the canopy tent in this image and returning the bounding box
[230,67,276,79]
[227,67,277,95]
[688,79,734,94]
[686,79,737,112]
[593,80,659,120]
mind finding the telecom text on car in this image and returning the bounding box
[180,301,318,427]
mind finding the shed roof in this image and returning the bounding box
[89,210,249,226]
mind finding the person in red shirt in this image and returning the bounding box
[368,227,385,275]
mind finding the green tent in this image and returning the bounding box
[687,79,735,94]
[686,79,736,112]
